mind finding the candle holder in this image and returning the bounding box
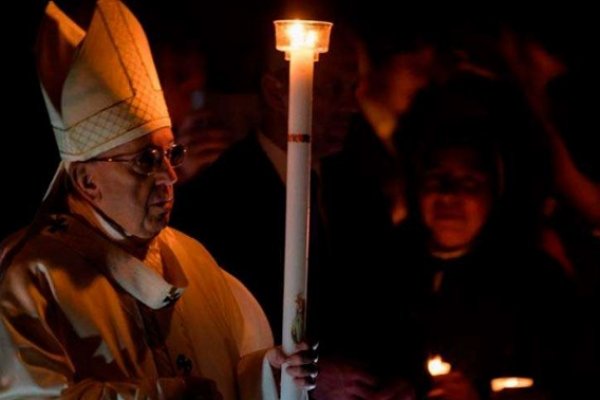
[274,19,332,400]
[274,20,332,60]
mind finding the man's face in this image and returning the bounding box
[418,147,493,253]
[89,128,178,239]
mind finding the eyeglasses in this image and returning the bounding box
[89,143,187,176]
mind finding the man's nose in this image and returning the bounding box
[155,157,178,185]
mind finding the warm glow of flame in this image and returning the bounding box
[491,377,534,392]
[274,20,331,55]
[287,22,317,49]
[427,355,451,376]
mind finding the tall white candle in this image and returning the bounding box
[274,20,332,400]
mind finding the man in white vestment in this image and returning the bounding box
[0,1,317,398]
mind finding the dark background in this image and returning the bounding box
[1,0,595,239]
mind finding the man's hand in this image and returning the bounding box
[266,342,319,390]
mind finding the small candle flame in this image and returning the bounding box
[274,20,332,55]
[491,377,534,392]
[427,355,451,376]
[287,22,317,49]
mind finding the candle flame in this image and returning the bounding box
[491,377,534,392]
[274,20,332,55]
[427,355,451,376]
[287,22,317,49]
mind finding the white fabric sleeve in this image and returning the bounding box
[222,270,274,354]
[222,270,279,399]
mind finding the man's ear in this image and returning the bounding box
[69,162,101,202]
[261,72,287,113]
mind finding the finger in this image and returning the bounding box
[293,375,317,391]
[295,341,310,351]
[265,347,287,369]
[285,349,318,366]
[285,363,318,379]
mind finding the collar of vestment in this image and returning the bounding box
[41,206,187,310]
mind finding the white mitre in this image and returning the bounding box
[37,0,171,163]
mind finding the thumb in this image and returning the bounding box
[266,346,287,369]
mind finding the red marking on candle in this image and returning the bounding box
[288,134,311,143]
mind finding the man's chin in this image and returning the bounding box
[433,231,471,251]
[144,213,170,236]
